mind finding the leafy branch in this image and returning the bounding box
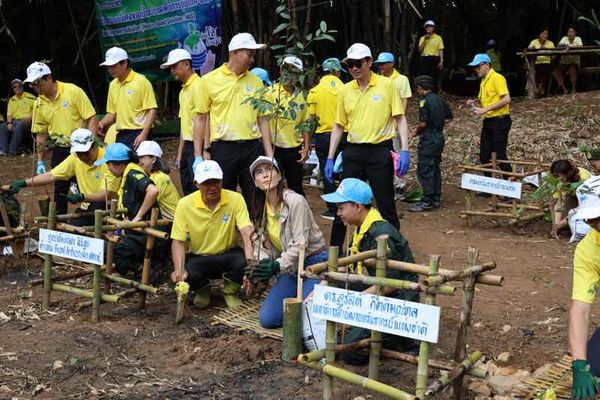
[578,9,600,45]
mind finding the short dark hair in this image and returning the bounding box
[550,159,580,183]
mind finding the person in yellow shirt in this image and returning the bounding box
[307,57,347,220]
[197,32,273,206]
[466,54,512,179]
[568,176,600,399]
[25,61,98,215]
[373,52,412,111]
[418,20,444,87]
[528,28,555,97]
[98,47,158,150]
[160,48,204,195]
[485,39,502,73]
[0,79,36,155]
[553,27,583,95]
[268,56,310,196]
[170,160,254,309]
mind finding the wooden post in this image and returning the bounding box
[0,199,21,257]
[491,152,498,211]
[104,199,117,293]
[91,210,103,322]
[282,241,305,361]
[511,164,518,219]
[323,246,339,400]
[416,255,440,399]
[368,235,387,380]
[42,202,56,310]
[452,247,479,399]
[297,241,305,300]
[139,208,159,309]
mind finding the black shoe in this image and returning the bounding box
[476,192,492,198]
[408,201,434,212]
[321,210,335,221]
[432,200,441,209]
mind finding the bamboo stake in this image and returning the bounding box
[30,268,98,286]
[105,199,117,293]
[380,349,488,379]
[368,236,387,380]
[322,271,456,295]
[52,283,119,303]
[175,254,187,324]
[452,247,479,399]
[34,208,128,223]
[509,212,545,225]
[425,351,483,396]
[139,208,159,309]
[491,152,498,211]
[494,202,543,211]
[465,188,473,228]
[91,210,103,322]
[415,255,440,398]
[77,288,137,309]
[306,249,378,275]
[462,165,529,178]
[299,338,373,363]
[423,263,496,287]
[460,210,516,218]
[323,246,339,400]
[42,202,56,310]
[104,273,158,293]
[0,200,19,256]
[296,241,305,300]
[282,298,303,361]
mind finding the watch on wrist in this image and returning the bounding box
[203,147,211,154]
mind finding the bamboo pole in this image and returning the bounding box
[104,216,171,228]
[423,263,496,287]
[306,249,378,275]
[368,236,387,380]
[491,152,498,211]
[299,339,373,363]
[91,210,103,322]
[465,189,473,228]
[494,202,543,211]
[452,247,479,399]
[323,246,339,400]
[462,165,529,178]
[104,274,158,293]
[416,255,440,398]
[296,241,305,300]
[282,298,303,361]
[104,199,117,293]
[77,288,137,309]
[139,208,159,309]
[322,271,456,295]
[42,202,56,310]
[460,210,516,218]
[34,208,128,223]
[30,268,98,286]
[0,200,19,256]
[509,212,545,225]
[425,351,483,397]
[0,233,28,242]
[52,283,119,303]
[380,349,488,379]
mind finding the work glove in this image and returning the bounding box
[66,193,85,204]
[397,150,410,177]
[571,360,598,400]
[324,158,334,183]
[9,179,26,193]
[36,160,47,175]
[253,258,280,281]
[192,156,204,172]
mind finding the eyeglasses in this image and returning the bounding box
[345,59,366,69]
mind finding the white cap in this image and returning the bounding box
[575,176,600,221]
[343,43,372,62]
[136,140,163,158]
[194,160,223,184]
[10,79,22,86]
[424,20,435,27]
[24,62,51,83]
[250,156,280,177]
[282,56,303,71]
[160,49,192,70]
[228,33,266,52]
[99,47,128,66]
[486,39,496,46]
[70,128,95,153]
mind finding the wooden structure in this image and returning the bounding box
[460,153,551,227]
[0,193,28,257]
[297,239,503,399]
[512,355,573,399]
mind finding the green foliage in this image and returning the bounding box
[578,9,600,45]
[518,173,585,217]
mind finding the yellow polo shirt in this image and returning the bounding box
[7,93,36,121]
[106,69,157,131]
[31,81,96,146]
[150,170,180,220]
[486,49,502,72]
[198,64,264,142]
[268,83,307,148]
[266,202,283,252]
[307,75,343,134]
[336,73,403,144]
[528,39,555,64]
[572,229,600,304]
[394,73,412,99]
[419,33,444,56]
[170,189,252,255]
[478,69,510,119]
[178,73,202,142]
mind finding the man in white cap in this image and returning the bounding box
[0,79,36,155]
[418,20,444,86]
[98,47,158,150]
[170,159,254,309]
[160,48,204,195]
[324,43,409,247]
[25,61,98,214]
[196,32,272,206]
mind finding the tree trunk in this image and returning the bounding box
[231,0,240,33]
[383,0,391,50]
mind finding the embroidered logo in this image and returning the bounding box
[127,89,133,96]
[62,101,69,108]
[222,214,230,222]
[372,94,381,102]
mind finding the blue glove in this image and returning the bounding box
[36,160,47,175]
[397,150,410,177]
[333,151,343,174]
[192,156,204,172]
[324,158,334,183]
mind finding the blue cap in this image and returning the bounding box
[250,67,272,85]
[467,53,491,67]
[321,178,373,205]
[322,57,346,73]
[94,143,131,166]
[374,52,395,64]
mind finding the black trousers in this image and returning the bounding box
[185,247,246,289]
[116,129,152,150]
[274,146,304,196]
[480,115,511,174]
[589,328,600,376]
[180,140,195,196]
[312,132,347,213]
[331,141,399,248]
[69,202,106,227]
[417,130,445,203]
[113,224,170,277]
[212,139,262,207]
[51,145,71,215]
[419,56,440,86]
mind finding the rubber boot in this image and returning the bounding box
[221,274,242,308]
[193,284,211,309]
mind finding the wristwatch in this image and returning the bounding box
[203,147,211,154]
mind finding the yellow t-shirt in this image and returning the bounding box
[106,69,157,131]
[307,75,343,134]
[528,39,555,64]
[393,73,412,99]
[419,33,444,56]
[266,202,283,252]
[198,64,264,142]
[478,69,510,119]
[486,49,502,72]
[178,73,202,142]
[31,81,96,146]
[336,73,403,144]
[268,83,307,148]
[558,36,583,65]
[150,170,180,220]
[7,93,36,120]
[572,229,600,304]
[170,189,252,255]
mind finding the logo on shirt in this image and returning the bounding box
[127,89,134,96]
[62,101,70,108]
[222,214,230,223]
[372,94,381,102]
[95,172,100,180]
[245,85,253,94]
[330,81,336,88]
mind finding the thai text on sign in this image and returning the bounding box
[38,229,104,265]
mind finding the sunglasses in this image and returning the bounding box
[345,59,366,69]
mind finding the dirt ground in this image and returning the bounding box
[0,92,599,399]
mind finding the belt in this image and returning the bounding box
[308,245,326,258]
[214,139,260,144]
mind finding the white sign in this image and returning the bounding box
[38,229,104,265]
[461,173,522,199]
[311,285,441,343]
